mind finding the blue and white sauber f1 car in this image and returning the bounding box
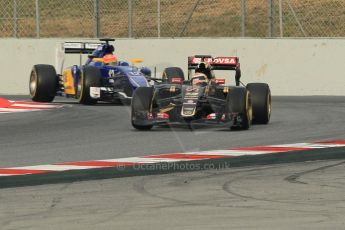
[29,38,150,104]
[131,55,271,130]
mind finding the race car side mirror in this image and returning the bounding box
[140,67,151,77]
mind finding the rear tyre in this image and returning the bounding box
[29,64,58,102]
[77,66,101,105]
[162,67,185,83]
[246,83,271,124]
[227,87,252,130]
[131,87,154,130]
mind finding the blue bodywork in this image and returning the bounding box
[64,41,150,101]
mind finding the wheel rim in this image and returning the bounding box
[29,70,37,96]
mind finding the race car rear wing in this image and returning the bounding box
[55,38,115,75]
[55,42,103,74]
[187,55,242,86]
[188,55,240,71]
[63,42,103,54]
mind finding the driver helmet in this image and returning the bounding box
[192,73,208,86]
[195,62,211,79]
[103,54,118,66]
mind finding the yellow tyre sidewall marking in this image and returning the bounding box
[246,91,253,124]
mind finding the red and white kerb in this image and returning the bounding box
[0,140,344,177]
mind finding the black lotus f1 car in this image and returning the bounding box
[131,55,271,130]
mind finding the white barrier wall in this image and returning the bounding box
[0,38,344,95]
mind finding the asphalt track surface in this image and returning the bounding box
[1,96,345,168]
[1,160,345,230]
[1,95,345,229]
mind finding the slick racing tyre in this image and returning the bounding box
[162,67,185,84]
[131,87,154,130]
[246,83,271,124]
[77,66,101,105]
[227,87,252,130]
[30,64,58,102]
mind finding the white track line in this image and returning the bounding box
[11,165,101,171]
[11,103,63,108]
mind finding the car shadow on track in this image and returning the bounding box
[54,101,129,107]
[131,124,234,132]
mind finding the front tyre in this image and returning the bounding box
[131,87,154,130]
[246,83,271,124]
[29,64,58,102]
[77,66,101,105]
